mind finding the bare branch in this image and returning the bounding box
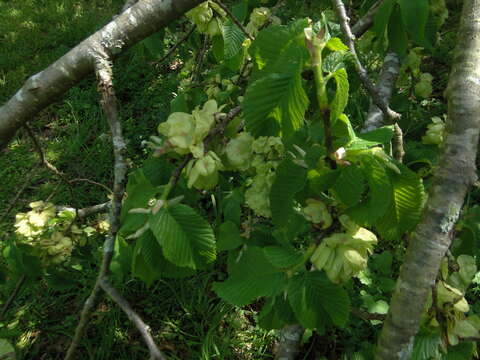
[99,277,167,360]
[0,0,205,150]
[212,0,254,41]
[351,0,384,38]
[377,0,480,357]
[56,202,110,219]
[65,52,127,360]
[156,25,196,65]
[0,275,27,322]
[352,308,386,322]
[332,0,401,123]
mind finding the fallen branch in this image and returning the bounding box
[0,0,204,150]
[377,0,480,357]
[99,277,166,360]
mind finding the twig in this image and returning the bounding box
[65,52,127,360]
[393,123,405,163]
[351,0,384,38]
[0,275,27,321]
[24,124,79,220]
[69,178,112,194]
[0,165,39,224]
[212,0,254,41]
[351,308,387,321]
[56,202,110,219]
[192,36,209,82]
[99,277,166,360]
[332,0,401,123]
[156,25,196,65]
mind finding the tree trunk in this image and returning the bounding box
[376,1,480,358]
[0,0,203,150]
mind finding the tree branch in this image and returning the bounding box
[0,0,205,150]
[351,0,384,38]
[65,51,127,360]
[275,325,304,360]
[376,1,480,358]
[332,0,401,123]
[156,25,196,65]
[99,277,166,360]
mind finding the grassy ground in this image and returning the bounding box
[0,0,276,358]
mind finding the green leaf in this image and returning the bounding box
[270,157,307,226]
[350,126,395,150]
[170,93,189,113]
[442,342,476,360]
[333,113,356,148]
[244,65,309,137]
[0,339,15,359]
[140,230,195,278]
[212,246,285,306]
[142,30,165,59]
[132,239,158,286]
[287,271,350,330]
[258,295,297,330]
[347,156,393,226]
[308,169,341,195]
[372,0,396,38]
[263,245,303,269]
[149,204,216,269]
[387,5,408,57]
[411,327,442,360]
[110,235,134,281]
[370,251,393,276]
[323,51,348,73]
[398,0,429,45]
[333,165,365,207]
[326,37,348,51]
[375,164,425,241]
[222,188,243,226]
[217,221,244,251]
[221,20,245,59]
[330,69,349,124]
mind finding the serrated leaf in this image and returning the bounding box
[323,51,347,73]
[330,69,349,124]
[217,221,243,251]
[149,204,215,269]
[132,239,158,286]
[263,246,303,269]
[372,0,396,37]
[347,156,393,226]
[309,169,341,195]
[244,63,309,137]
[376,164,425,241]
[258,295,297,330]
[333,165,365,207]
[270,157,307,226]
[326,37,348,51]
[212,246,285,306]
[398,0,429,45]
[388,5,408,57]
[333,113,356,148]
[288,271,350,330]
[222,20,245,59]
[411,328,442,360]
[140,230,195,278]
[351,126,395,150]
[110,235,134,281]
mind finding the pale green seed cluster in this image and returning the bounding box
[186,1,225,36]
[414,72,434,98]
[422,116,446,145]
[310,215,377,283]
[429,255,479,345]
[302,199,332,229]
[14,201,98,266]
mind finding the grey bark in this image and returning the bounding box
[275,325,305,360]
[376,1,480,358]
[0,0,203,150]
[362,52,400,133]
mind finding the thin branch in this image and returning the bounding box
[0,275,27,322]
[392,123,405,163]
[65,52,127,360]
[0,165,39,224]
[56,202,110,219]
[332,0,401,123]
[68,178,112,194]
[192,36,209,82]
[99,277,166,360]
[156,25,196,65]
[351,308,386,322]
[351,0,384,38]
[212,0,254,41]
